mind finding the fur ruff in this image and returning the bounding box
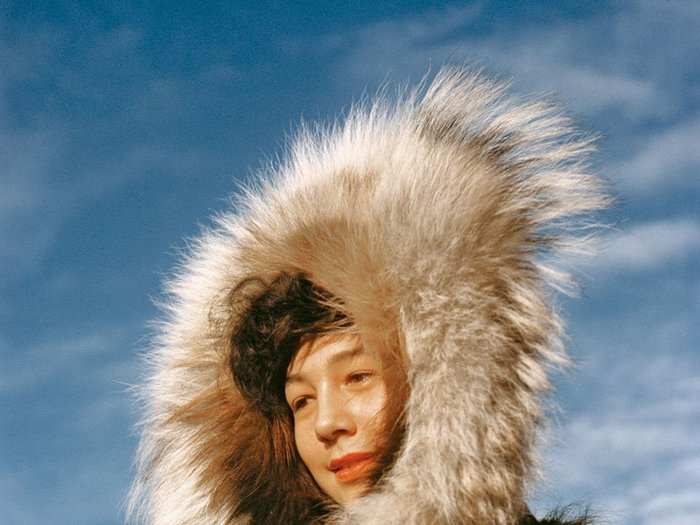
[128,67,607,524]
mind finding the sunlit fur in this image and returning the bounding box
[128,66,608,524]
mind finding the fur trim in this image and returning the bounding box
[128,67,607,524]
[521,506,595,525]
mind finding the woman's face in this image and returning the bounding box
[284,333,387,506]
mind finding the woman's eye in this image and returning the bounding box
[347,371,373,384]
[293,397,309,412]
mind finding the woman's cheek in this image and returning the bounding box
[351,383,387,428]
[295,418,323,468]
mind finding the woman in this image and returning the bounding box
[128,67,607,524]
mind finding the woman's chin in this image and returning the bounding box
[323,476,371,507]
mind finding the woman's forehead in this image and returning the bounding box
[287,334,374,377]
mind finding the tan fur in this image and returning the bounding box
[128,67,607,524]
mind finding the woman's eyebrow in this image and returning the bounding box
[327,346,365,367]
[285,373,306,386]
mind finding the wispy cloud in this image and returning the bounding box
[319,4,483,83]
[2,4,697,525]
[0,327,137,393]
[323,1,691,116]
[0,428,135,525]
[614,116,700,195]
[0,474,35,524]
[589,218,700,273]
[0,25,128,287]
[531,258,700,524]
[0,22,239,291]
[0,325,139,525]
[317,1,699,198]
[536,354,700,525]
[0,125,65,282]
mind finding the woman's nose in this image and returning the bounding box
[314,389,356,443]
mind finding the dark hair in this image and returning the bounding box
[228,272,354,418]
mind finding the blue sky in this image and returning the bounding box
[1,2,698,524]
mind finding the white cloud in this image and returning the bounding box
[0,23,236,292]
[590,218,700,273]
[1,4,697,524]
[0,125,68,281]
[529,262,699,525]
[319,1,699,197]
[0,434,135,525]
[317,4,483,88]
[0,327,136,393]
[640,486,700,524]
[0,326,139,524]
[457,31,667,120]
[0,474,36,524]
[534,353,700,525]
[324,1,687,118]
[614,116,700,195]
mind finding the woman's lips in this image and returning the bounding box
[328,452,375,483]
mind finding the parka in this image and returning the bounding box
[128,66,607,525]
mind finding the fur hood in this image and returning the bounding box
[129,67,607,525]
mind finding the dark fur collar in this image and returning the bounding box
[520,507,594,525]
